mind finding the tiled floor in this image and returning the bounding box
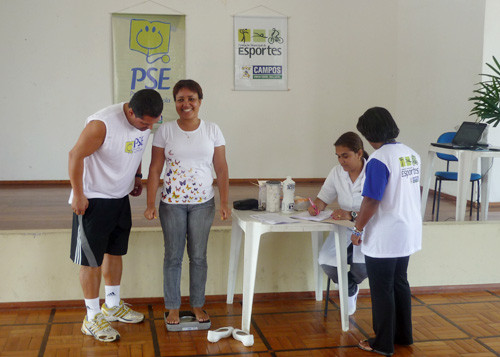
[1,290,500,356]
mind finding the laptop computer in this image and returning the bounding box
[431,121,488,150]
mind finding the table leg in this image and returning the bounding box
[226,218,243,304]
[421,150,436,218]
[311,232,324,301]
[456,151,473,221]
[241,223,262,333]
[480,156,493,220]
[334,226,349,331]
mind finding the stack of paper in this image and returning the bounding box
[290,210,333,222]
[250,213,299,225]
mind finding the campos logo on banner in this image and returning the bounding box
[112,14,186,126]
[234,16,288,91]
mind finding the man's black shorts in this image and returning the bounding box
[70,196,131,267]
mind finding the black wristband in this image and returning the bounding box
[135,173,143,178]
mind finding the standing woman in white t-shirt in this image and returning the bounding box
[352,107,422,356]
[144,80,229,325]
[308,132,368,315]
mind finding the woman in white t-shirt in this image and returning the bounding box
[352,107,421,356]
[144,80,229,325]
[308,131,369,315]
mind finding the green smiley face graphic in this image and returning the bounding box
[130,19,171,64]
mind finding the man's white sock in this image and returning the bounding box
[85,297,101,321]
[105,285,120,308]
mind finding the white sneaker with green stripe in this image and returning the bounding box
[81,313,120,342]
[101,300,144,323]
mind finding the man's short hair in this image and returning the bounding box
[357,107,400,143]
[129,89,163,118]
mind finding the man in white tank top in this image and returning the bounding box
[68,89,163,342]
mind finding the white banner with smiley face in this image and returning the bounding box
[112,14,186,128]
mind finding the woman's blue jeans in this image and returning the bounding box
[159,198,215,309]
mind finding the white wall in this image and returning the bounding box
[481,0,500,200]
[396,0,486,198]
[0,0,492,198]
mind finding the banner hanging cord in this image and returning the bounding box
[115,0,183,14]
[233,5,288,18]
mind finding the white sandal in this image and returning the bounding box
[232,328,254,347]
[207,326,234,343]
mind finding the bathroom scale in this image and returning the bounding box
[164,311,211,332]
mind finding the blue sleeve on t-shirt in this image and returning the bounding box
[362,158,389,201]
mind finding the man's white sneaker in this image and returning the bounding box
[348,286,359,315]
[101,300,144,323]
[81,313,120,342]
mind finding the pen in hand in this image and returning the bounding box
[308,198,319,215]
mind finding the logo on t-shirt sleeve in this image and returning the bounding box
[125,136,145,154]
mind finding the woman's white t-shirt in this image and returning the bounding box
[152,119,225,204]
[361,143,422,258]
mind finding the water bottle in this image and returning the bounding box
[281,176,295,213]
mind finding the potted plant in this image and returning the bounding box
[469,56,500,127]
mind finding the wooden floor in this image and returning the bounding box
[1,290,500,356]
[1,182,499,231]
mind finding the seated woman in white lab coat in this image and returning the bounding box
[308,131,368,315]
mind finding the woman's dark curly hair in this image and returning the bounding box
[357,107,399,143]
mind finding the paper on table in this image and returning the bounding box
[250,213,300,225]
[291,210,355,227]
[290,210,333,222]
[322,217,355,228]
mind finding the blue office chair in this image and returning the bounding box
[431,132,481,221]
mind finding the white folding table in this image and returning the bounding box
[226,209,353,332]
[421,145,500,221]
